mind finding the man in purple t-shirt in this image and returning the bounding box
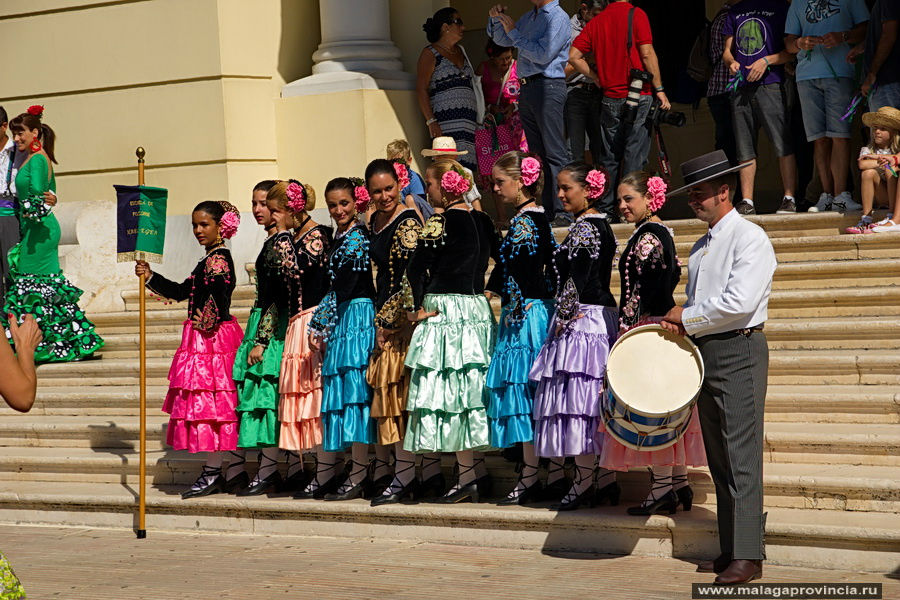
[723,0,799,214]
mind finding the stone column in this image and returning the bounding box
[282,0,415,97]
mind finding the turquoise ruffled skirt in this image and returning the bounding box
[322,298,376,452]
[485,299,553,448]
[234,307,288,448]
[403,294,496,453]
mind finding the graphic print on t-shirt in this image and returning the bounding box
[737,18,767,56]
[806,0,840,23]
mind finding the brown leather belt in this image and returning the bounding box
[734,325,764,337]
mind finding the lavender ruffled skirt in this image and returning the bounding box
[529,304,618,457]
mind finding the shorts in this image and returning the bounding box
[796,77,855,141]
[868,81,900,113]
[731,82,794,162]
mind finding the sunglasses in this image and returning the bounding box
[449,18,464,26]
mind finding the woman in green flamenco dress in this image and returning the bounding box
[1,107,103,363]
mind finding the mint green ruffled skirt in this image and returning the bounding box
[235,307,287,448]
[403,294,496,453]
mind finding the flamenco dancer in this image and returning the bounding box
[404,159,498,503]
[275,180,333,494]
[363,159,434,506]
[596,171,706,514]
[2,106,103,362]
[307,178,377,501]
[530,163,619,511]
[484,152,560,505]
[231,180,291,496]
[135,201,244,499]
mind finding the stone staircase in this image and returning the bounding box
[0,212,898,573]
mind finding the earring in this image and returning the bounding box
[215,234,224,246]
[29,139,42,153]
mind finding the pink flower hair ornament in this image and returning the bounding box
[646,176,668,213]
[520,156,542,187]
[585,169,607,199]
[393,162,411,191]
[351,178,371,212]
[286,181,307,213]
[219,211,240,239]
[441,169,471,196]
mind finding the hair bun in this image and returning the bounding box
[423,18,433,33]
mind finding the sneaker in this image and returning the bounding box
[831,192,863,213]
[875,214,894,226]
[808,193,833,213]
[776,197,796,214]
[734,199,756,215]
[844,219,875,234]
[873,220,900,233]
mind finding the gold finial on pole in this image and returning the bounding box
[136,147,146,187]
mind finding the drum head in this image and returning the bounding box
[606,325,704,416]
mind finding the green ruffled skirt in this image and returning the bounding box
[2,272,103,364]
[0,551,25,599]
[234,307,287,448]
[403,294,496,453]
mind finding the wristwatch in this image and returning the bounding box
[841,31,849,42]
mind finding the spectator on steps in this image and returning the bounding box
[722,0,799,215]
[564,0,606,164]
[847,106,900,233]
[848,0,900,112]
[785,0,869,214]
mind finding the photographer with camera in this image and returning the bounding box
[723,0,798,214]
[568,0,669,217]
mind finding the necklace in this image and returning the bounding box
[294,215,312,234]
[515,198,536,213]
[435,42,459,55]
[445,199,466,210]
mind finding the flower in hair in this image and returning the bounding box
[441,169,471,196]
[393,162,411,191]
[286,181,307,213]
[27,105,44,118]
[585,169,607,199]
[219,211,240,239]
[646,176,668,213]
[351,177,371,212]
[520,157,542,187]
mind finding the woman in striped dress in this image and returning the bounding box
[416,7,479,173]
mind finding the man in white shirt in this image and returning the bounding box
[0,107,20,299]
[662,150,776,586]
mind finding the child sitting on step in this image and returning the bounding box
[845,107,900,234]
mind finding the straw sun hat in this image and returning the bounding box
[862,106,900,132]
[421,136,469,157]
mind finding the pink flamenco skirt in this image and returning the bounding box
[277,306,324,451]
[596,316,707,470]
[163,318,243,453]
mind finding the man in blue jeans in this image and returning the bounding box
[489,1,573,226]
[568,0,670,217]
[785,0,869,213]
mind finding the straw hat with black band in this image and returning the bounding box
[667,150,751,197]
[861,106,900,132]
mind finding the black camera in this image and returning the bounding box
[646,101,686,128]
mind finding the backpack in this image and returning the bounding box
[686,17,714,83]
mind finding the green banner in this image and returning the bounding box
[114,184,168,263]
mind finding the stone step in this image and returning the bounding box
[2,415,896,468]
[0,447,896,513]
[0,480,896,572]
[11,383,898,424]
[764,422,900,466]
[765,318,900,350]
[765,385,900,424]
[88,307,253,335]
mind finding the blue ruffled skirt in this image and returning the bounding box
[485,299,553,448]
[321,298,376,452]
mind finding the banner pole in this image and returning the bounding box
[136,146,147,540]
